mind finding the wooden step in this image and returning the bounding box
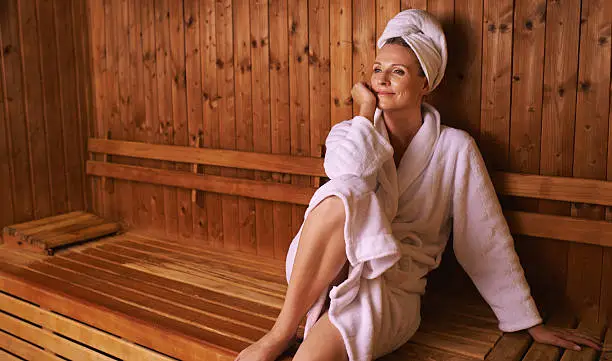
[2,211,121,255]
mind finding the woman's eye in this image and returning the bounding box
[373,68,382,73]
[393,69,405,75]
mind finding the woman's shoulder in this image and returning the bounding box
[438,125,478,152]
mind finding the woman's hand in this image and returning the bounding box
[351,82,377,120]
[528,324,602,351]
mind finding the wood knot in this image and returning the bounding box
[216,59,224,68]
[186,16,195,27]
[557,87,565,97]
[525,20,533,30]
[487,24,496,32]
[512,75,520,81]
[579,81,591,92]
[3,44,11,55]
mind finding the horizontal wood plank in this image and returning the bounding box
[0,267,239,358]
[87,161,315,205]
[485,332,532,361]
[505,211,612,247]
[0,311,115,361]
[410,330,493,359]
[0,292,175,361]
[88,138,326,177]
[0,329,65,361]
[492,172,612,206]
[0,349,23,361]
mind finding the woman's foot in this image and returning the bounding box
[235,328,295,361]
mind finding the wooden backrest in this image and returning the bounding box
[88,138,612,248]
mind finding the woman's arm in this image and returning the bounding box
[451,138,601,351]
[323,83,393,180]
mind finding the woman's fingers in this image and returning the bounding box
[557,332,602,351]
[546,335,581,351]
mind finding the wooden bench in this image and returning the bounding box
[0,138,611,361]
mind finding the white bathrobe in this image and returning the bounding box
[285,103,542,361]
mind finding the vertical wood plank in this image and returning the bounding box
[87,0,106,217]
[425,0,453,123]
[571,0,611,319]
[217,0,239,250]
[509,0,544,308]
[203,0,222,247]
[168,0,193,241]
[128,0,146,229]
[140,0,167,234]
[0,24,15,228]
[508,0,549,307]
[480,0,513,170]
[184,0,207,243]
[606,31,612,323]
[288,0,310,235]
[376,0,399,55]
[234,0,255,253]
[352,0,376,114]
[269,0,293,259]
[117,0,134,227]
[401,0,426,11]
[103,0,119,220]
[39,0,68,215]
[55,0,86,212]
[509,0,545,174]
[539,0,581,310]
[330,0,352,126]
[4,0,35,224]
[453,0,482,135]
[155,0,178,238]
[19,0,53,219]
[251,0,275,258]
[72,0,93,213]
[309,0,329,186]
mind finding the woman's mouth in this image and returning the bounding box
[376,92,395,96]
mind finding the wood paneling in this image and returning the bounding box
[0,0,90,230]
[81,0,612,322]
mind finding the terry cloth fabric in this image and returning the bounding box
[285,104,542,361]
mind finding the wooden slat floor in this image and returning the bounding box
[0,231,610,360]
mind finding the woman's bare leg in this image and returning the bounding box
[235,197,348,361]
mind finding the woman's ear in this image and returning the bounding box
[422,78,430,93]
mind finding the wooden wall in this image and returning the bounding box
[87,0,611,320]
[0,0,92,230]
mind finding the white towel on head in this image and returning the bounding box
[377,9,447,93]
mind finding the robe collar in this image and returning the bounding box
[374,102,441,197]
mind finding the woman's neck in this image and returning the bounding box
[383,104,423,148]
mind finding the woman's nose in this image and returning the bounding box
[375,72,390,85]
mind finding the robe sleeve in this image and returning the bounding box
[324,116,394,180]
[452,137,542,332]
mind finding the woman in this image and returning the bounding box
[237,9,601,361]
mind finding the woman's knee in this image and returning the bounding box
[293,314,348,361]
[310,196,345,227]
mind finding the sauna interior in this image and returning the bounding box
[0,0,611,360]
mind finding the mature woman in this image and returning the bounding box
[237,9,601,361]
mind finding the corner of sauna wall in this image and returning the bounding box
[0,0,94,234]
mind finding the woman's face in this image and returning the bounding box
[370,44,428,111]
